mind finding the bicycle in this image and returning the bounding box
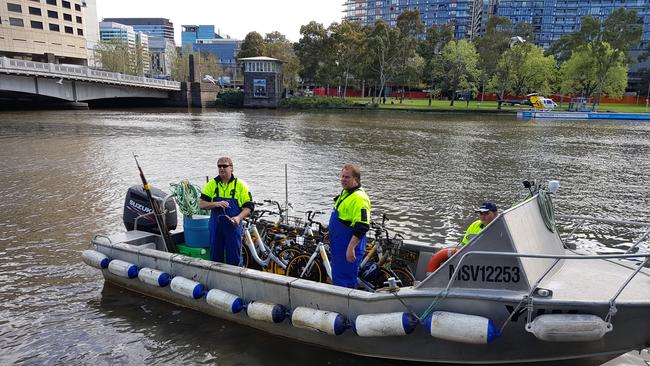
[356,213,416,289]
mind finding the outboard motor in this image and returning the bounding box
[123,184,177,234]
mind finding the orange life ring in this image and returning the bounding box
[426,247,458,274]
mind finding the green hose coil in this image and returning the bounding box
[537,188,556,233]
[170,180,209,217]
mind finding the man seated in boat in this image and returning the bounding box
[461,202,498,245]
[199,157,254,266]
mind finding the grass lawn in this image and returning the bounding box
[345,97,650,113]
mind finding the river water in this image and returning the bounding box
[1,109,649,365]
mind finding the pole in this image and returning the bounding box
[284,164,289,222]
[133,153,175,252]
[646,81,650,112]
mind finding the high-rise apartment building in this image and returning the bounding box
[0,0,95,64]
[344,0,650,51]
[495,0,650,50]
[343,0,485,39]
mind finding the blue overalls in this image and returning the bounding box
[208,179,243,266]
[329,198,367,288]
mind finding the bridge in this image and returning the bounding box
[0,56,186,108]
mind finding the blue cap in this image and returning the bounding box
[475,202,498,213]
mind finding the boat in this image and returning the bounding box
[82,182,650,364]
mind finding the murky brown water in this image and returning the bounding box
[1,109,649,365]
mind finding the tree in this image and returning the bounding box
[394,10,424,99]
[96,39,133,74]
[365,20,402,100]
[547,8,643,63]
[329,21,366,97]
[238,32,266,59]
[491,43,556,98]
[264,31,301,92]
[294,21,331,86]
[432,40,480,106]
[560,43,627,99]
[474,17,513,102]
[170,45,224,82]
[548,9,641,108]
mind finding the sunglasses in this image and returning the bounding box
[218,164,231,169]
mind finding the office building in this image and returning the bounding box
[83,0,99,67]
[101,17,174,78]
[101,17,174,41]
[181,24,217,49]
[181,24,241,78]
[0,0,94,64]
[99,21,150,75]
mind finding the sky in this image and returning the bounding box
[96,0,345,44]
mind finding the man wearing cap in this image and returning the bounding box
[461,202,498,245]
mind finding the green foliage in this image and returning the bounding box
[279,97,354,109]
[489,43,557,97]
[96,39,136,74]
[238,32,266,59]
[238,31,301,91]
[431,39,480,106]
[548,8,643,63]
[170,45,224,82]
[294,21,331,85]
[215,89,244,108]
[560,43,627,99]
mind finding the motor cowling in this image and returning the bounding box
[123,184,177,234]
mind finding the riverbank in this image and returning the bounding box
[280,97,650,114]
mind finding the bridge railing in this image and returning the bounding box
[0,57,181,90]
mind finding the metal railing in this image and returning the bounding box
[0,57,181,90]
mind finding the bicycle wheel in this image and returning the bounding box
[241,243,263,271]
[271,247,302,276]
[392,267,415,287]
[286,254,324,283]
[373,268,395,289]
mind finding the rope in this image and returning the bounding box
[170,180,209,217]
[537,188,556,233]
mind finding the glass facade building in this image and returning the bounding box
[495,0,650,50]
[181,25,217,48]
[343,0,485,39]
[101,18,174,42]
[101,18,175,78]
[343,1,649,49]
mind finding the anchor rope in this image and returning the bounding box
[170,180,209,217]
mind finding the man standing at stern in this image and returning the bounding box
[329,164,371,288]
[199,157,254,265]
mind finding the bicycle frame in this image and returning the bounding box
[300,241,332,279]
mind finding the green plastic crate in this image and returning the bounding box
[176,243,210,260]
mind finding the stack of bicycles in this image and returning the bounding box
[240,201,416,291]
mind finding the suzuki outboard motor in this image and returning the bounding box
[123,184,177,234]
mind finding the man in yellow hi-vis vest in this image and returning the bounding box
[461,202,498,245]
[329,164,371,288]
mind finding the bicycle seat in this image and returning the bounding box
[270,233,286,241]
[278,224,297,232]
